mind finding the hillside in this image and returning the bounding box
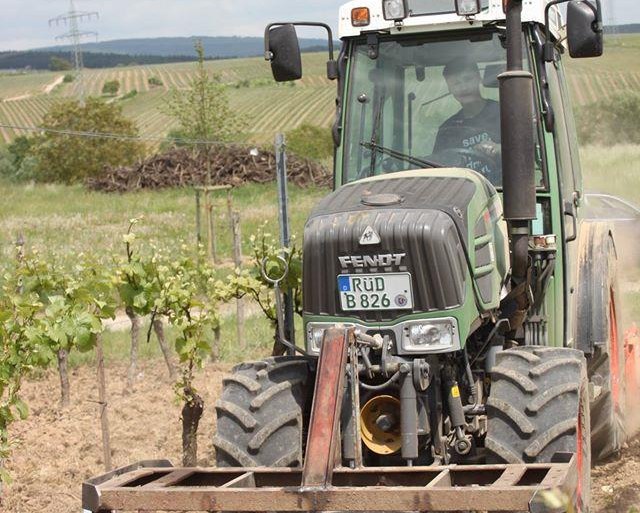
[0,51,198,71]
[38,36,331,59]
[0,34,638,147]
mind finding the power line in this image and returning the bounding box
[49,0,99,101]
[0,122,240,147]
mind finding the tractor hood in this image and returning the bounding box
[303,169,508,328]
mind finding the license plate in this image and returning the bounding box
[337,273,413,311]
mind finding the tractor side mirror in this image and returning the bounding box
[267,25,303,82]
[566,0,604,58]
[265,22,338,82]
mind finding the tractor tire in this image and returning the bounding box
[486,346,591,510]
[576,223,626,462]
[214,356,313,468]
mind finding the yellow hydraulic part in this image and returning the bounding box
[360,395,402,455]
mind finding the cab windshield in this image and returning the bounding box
[343,30,544,187]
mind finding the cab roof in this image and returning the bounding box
[338,0,563,38]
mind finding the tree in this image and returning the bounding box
[49,56,72,71]
[286,124,334,162]
[102,79,121,96]
[33,98,143,183]
[0,288,50,484]
[163,41,245,144]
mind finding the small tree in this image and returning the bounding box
[163,41,244,144]
[102,79,121,96]
[220,225,303,356]
[49,56,72,71]
[33,98,143,183]
[116,219,176,388]
[0,289,50,484]
[156,252,219,466]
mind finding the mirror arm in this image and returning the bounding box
[591,0,603,34]
[543,0,570,62]
[264,22,337,80]
[543,0,603,62]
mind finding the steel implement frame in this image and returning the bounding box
[82,328,579,513]
[83,458,577,512]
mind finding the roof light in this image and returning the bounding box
[382,0,407,21]
[455,0,481,16]
[351,7,370,27]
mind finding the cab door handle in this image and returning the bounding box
[564,200,577,243]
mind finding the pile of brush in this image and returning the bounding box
[86,145,331,192]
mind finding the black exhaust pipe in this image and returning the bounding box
[499,0,536,333]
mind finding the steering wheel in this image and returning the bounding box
[430,147,502,185]
[429,125,502,185]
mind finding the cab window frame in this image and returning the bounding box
[341,27,549,190]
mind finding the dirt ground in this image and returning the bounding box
[3,360,639,513]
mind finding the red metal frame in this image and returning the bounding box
[82,326,581,513]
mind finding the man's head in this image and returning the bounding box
[443,57,482,105]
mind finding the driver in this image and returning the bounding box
[433,58,502,179]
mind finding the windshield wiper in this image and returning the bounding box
[361,141,443,170]
[369,93,384,175]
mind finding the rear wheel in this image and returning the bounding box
[576,224,627,461]
[486,346,590,511]
[214,357,313,467]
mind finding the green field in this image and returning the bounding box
[1,35,639,146]
[0,53,335,145]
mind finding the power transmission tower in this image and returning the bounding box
[49,0,99,101]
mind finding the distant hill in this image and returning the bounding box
[0,36,334,71]
[605,24,640,34]
[0,51,200,71]
[39,36,331,58]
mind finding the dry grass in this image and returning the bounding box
[582,144,640,205]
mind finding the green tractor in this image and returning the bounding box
[214,0,629,508]
[80,1,636,512]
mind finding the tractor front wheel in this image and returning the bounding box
[486,346,591,511]
[214,357,313,468]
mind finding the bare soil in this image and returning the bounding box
[3,360,639,513]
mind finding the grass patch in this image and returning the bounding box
[0,181,327,269]
[581,144,640,205]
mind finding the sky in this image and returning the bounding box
[0,0,638,52]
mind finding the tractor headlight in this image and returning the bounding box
[455,0,481,16]
[402,318,460,353]
[306,323,355,355]
[383,0,407,20]
[308,327,326,354]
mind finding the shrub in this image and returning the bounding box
[63,74,75,83]
[0,136,40,182]
[286,124,334,162]
[148,76,163,87]
[8,135,37,170]
[102,79,121,96]
[576,92,640,146]
[120,89,138,101]
[49,56,72,71]
[0,145,15,179]
[33,97,143,183]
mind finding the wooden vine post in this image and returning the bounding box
[226,189,245,348]
[194,185,232,264]
[96,335,112,471]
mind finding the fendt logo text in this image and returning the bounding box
[338,253,406,269]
